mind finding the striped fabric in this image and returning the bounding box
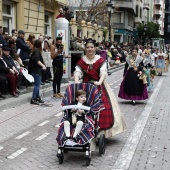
[56,83,105,146]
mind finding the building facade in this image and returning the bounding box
[163,0,170,43]
[152,0,165,36]
[112,0,136,44]
[0,0,69,38]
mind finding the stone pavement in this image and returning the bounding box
[112,71,170,170]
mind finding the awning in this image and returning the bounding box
[55,0,69,6]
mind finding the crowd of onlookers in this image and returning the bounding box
[0,24,169,100]
[0,27,54,99]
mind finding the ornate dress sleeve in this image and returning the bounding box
[74,65,83,79]
[100,61,107,77]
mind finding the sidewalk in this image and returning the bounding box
[112,71,170,170]
[0,63,125,111]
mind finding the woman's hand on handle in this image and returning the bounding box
[94,81,101,86]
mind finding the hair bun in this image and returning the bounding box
[85,38,96,45]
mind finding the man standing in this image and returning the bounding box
[16,30,31,67]
[51,37,66,98]
[56,8,65,19]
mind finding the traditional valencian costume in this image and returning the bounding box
[118,55,148,101]
[156,51,166,76]
[74,55,126,138]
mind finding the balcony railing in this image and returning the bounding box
[153,10,162,15]
[154,0,161,5]
[111,23,126,29]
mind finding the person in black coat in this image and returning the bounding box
[2,46,23,90]
[16,30,31,67]
[28,39,46,105]
[0,47,18,97]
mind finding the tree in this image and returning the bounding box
[137,21,160,41]
[71,0,107,26]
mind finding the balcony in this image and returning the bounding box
[114,0,135,14]
[153,19,162,25]
[111,23,126,29]
[153,10,162,16]
[154,0,161,5]
[143,3,150,10]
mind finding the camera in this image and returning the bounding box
[56,44,63,50]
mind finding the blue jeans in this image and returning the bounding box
[31,73,41,99]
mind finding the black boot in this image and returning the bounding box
[0,93,6,99]
[36,97,44,103]
[30,99,39,105]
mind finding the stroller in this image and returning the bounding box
[56,83,106,166]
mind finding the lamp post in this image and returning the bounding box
[143,24,147,45]
[106,0,114,42]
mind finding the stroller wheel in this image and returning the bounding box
[58,155,64,164]
[99,134,105,155]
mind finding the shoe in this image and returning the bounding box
[45,80,50,83]
[30,99,39,105]
[53,94,62,98]
[0,94,6,99]
[36,97,44,103]
[16,89,20,94]
[11,92,19,97]
[131,100,136,105]
[57,93,64,97]
[41,82,45,85]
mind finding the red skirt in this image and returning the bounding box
[98,85,114,129]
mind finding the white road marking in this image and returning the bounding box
[0,146,3,151]
[109,83,113,85]
[38,120,49,126]
[114,86,118,89]
[15,131,31,139]
[7,148,27,159]
[35,133,50,141]
[54,112,63,117]
[112,77,163,170]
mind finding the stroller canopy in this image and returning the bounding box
[62,83,105,113]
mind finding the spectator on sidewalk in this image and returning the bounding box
[28,39,46,105]
[51,36,65,98]
[0,47,19,97]
[16,30,31,68]
[0,26,3,48]
[26,34,35,53]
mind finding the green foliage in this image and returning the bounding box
[137,21,160,39]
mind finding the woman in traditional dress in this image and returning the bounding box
[118,48,148,105]
[74,39,126,138]
[156,49,166,76]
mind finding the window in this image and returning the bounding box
[136,5,138,17]
[44,12,52,36]
[167,25,170,32]
[2,1,15,35]
[113,12,121,23]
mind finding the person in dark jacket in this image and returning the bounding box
[0,47,18,97]
[28,39,46,105]
[16,30,31,67]
[2,46,23,90]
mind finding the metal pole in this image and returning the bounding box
[109,11,111,42]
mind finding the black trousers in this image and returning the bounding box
[52,66,63,94]
[0,76,7,94]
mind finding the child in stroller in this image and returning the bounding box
[63,89,91,142]
[56,83,105,166]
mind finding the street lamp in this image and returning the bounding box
[106,0,114,42]
[143,24,147,45]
